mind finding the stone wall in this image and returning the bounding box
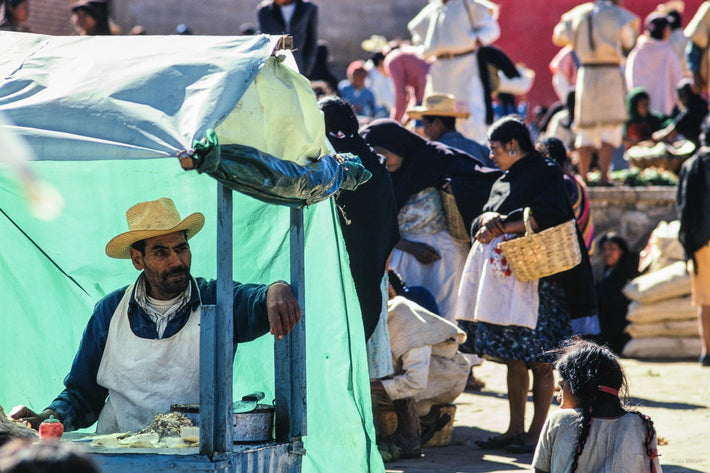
[24,0,427,79]
[587,187,678,254]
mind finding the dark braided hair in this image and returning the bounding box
[555,340,657,473]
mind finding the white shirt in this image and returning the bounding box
[280,3,296,32]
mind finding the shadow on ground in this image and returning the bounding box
[629,397,707,410]
[385,426,535,473]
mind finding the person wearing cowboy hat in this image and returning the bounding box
[408,94,494,168]
[9,197,301,434]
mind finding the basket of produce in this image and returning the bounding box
[496,207,581,282]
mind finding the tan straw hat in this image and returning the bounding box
[407,93,471,120]
[105,197,205,259]
[361,35,388,53]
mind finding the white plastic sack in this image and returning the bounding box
[622,261,690,304]
[626,319,699,338]
[622,336,701,359]
[626,296,697,324]
[638,220,684,273]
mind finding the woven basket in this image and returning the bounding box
[497,207,581,282]
[440,190,470,242]
[374,404,456,447]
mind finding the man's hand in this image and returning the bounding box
[266,282,301,340]
[8,406,55,430]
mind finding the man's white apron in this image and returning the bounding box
[95,282,201,433]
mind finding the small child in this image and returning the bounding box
[338,60,377,119]
[533,340,661,473]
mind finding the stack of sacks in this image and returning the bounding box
[622,222,701,359]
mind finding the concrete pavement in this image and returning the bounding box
[385,357,710,473]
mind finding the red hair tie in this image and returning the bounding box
[598,385,619,396]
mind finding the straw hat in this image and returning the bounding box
[105,198,205,259]
[407,94,471,120]
[361,35,388,53]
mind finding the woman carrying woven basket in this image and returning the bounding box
[455,116,596,454]
[361,119,501,322]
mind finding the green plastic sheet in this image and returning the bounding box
[0,159,384,473]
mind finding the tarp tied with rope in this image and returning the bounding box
[0,31,384,473]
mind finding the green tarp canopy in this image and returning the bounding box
[0,32,383,473]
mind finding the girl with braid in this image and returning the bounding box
[533,340,662,473]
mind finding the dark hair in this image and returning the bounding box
[646,13,670,40]
[700,115,710,147]
[423,115,456,131]
[72,1,112,36]
[667,10,681,29]
[555,340,657,473]
[597,232,630,263]
[0,440,101,473]
[130,230,188,255]
[387,269,406,294]
[487,115,535,154]
[536,136,569,167]
[319,95,359,138]
[131,239,146,255]
[370,51,386,68]
[2,0,27,24]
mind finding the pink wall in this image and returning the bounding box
[493,0,706,111]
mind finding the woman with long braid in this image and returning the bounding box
[533,340,662,473]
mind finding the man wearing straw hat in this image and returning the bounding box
[408,93,494,167]
[10,197,301,434]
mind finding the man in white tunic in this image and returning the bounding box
[408,0,500,142]
[553,0,639,185]
[10,198,301,433]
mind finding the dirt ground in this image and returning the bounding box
[385,357,710,473]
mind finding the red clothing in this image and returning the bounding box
[384,48,430,122]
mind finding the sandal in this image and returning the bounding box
[504,441,537,454]
[475,432,525,449]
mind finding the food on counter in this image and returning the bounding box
[0,404,39,444]
[89,412,198,449]
[136,412,194,439]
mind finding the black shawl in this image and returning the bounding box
[677,149,710,268]
[322,102,400,339]
[361,119,501,231]
[482,154,597,319]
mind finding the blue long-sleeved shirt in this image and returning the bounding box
[48,276,270,431]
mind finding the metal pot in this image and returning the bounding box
[232,404,274,443]
[169,403,274,443]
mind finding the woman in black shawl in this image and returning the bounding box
[455,116,596,453]
[361,119,500,322]
[319,97,400,345]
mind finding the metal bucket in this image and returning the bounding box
[170,403,274,443]
[232,404,274,443]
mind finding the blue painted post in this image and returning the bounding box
[215,184,234,453]
[274,207,307,443]
[288,207,307,439]
[199,306,216,455]
[200,184,234,457]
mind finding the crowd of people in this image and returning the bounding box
[5,0,710,471]
[305,0,710,467]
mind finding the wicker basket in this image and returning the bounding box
[374,404,456,448]
[497,207,581,282]
[440,190,470,242]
